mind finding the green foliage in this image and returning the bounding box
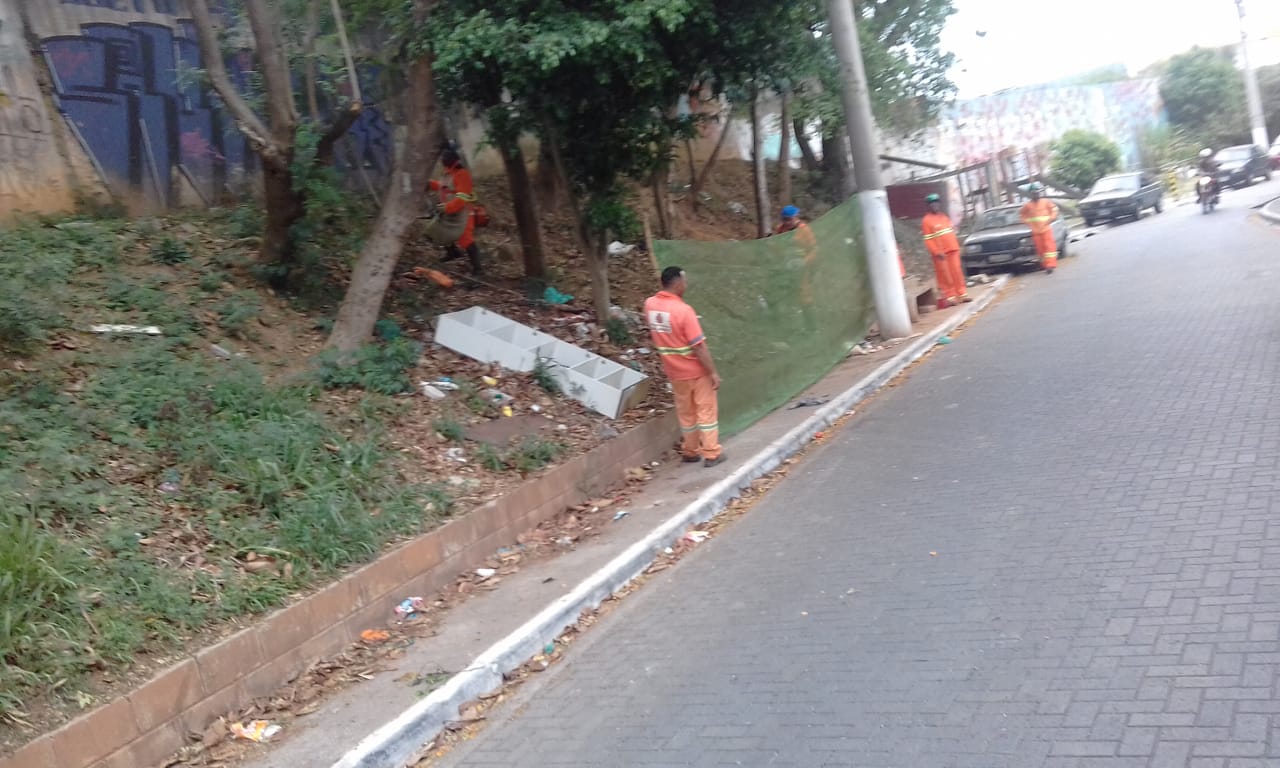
[475,442,506,471]
[508,437,565,474]
[150,236,192,265]
[1050,130,1122,192]
[314,338,422,394]
[532,358,561,395]
[433,416,465,442]
[605,317,634,345]
[216,291,262,339]
[199,269,228,293]
[0,343,449,714]
[1139,125,1198,171]
[1159,47,1249,149]
[0,220,120,353]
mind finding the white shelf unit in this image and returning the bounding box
[434,307,649,419]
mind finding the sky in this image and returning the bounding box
[941,0,1280,98]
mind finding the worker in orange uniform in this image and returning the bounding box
[776,205,819,332]
[429,144,482,274]
[1019,182,1060,274]
[644,266,725,468]
[920,193,970,308]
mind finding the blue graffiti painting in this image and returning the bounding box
[41,15,392,209]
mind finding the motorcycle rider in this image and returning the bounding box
[1197,148,1221,204]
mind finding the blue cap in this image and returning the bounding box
[781,205,800,218]
[925,193,941,203]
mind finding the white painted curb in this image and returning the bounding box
[1260,198,1280,225]
[330,275,1012,768]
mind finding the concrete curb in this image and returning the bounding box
[1260,197,1280,225]
[330,275,1012,768]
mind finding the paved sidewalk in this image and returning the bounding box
[439,182,1280,766]
[237,281,1001,768]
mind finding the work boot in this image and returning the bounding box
[703,454,726,468]
[682,454,702,463]
[466,243,483,275]
[441,245,465,262]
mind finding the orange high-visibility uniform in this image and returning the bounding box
[428,162,477,248]
[1019,199,1059,270]
[643,290,721,461]
[921,211,966,302]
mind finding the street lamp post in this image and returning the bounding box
[1236,0,1271,148]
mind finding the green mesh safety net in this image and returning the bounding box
[653,198,875,437]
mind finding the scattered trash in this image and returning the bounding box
[230,721,281,743]
[727,201,748,216]
[598,424,621,440]
[501,405,514,418]
[572,322,592,339]
[541,576,555,584]
[360,629,390,644]
[813,431,826,440]
[411,267,455,289]
[556,423,569,432]
[483,388,514,406]
[543,642,556,655]
[664,547,675,555]
[475,568,497,579]
[90,324,162,335]
[936,336,952,345]
[445,446,467,463]
[481,375,499,387]
[684,530,710,544]
[530,404,543,413]
[158,481,180,494]
[394,597,427,621]
[607,241,637,257]
[929,551,938,557]
[420,383,448,400]
[432,378,460,391]
[788,396,830,410]
[612,509,630,521]
[210,344,235,360]
[542,286,574,305]
[636,347,651,355]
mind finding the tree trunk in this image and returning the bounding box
[498,137,547,279]
[691,111,731,210]
[821,131,853,199]
[777,90,793,207]
[750,89,770,239]
[326,50,442,352]
[586,231,612,329]
[795,119,819,171]
[302,0,321,121]
[542,122,611,322]
[261,158,303,272]
[651,166,672,239]
[534,142,562,210]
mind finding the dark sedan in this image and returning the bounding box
[1078,172,1163,226]
[961,205,1069,273]
[1215,144,1272,188]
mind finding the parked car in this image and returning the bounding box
[1269,137,1280,170]
[961,205,1069,273]
[1078,172,1163,226]
[1214,144,1272,188]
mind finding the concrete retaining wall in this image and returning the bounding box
[1,413,677,768]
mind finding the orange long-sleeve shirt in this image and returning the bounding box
[428,162,476,215]
[920,212,960,256]
[1020,199,1058,235]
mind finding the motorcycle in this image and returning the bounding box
[1196,176,1219,214]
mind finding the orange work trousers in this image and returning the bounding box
[671,375,721,460]
[932,249,967,301]
[1032,229,1057,270]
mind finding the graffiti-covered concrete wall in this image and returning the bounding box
[881,80,1166,183]
[0,0,73,217]
[7,0,402,217]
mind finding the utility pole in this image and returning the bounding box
[1236,0,1271,149]
[825,0,912,340]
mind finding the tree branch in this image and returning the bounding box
[315,102,364,167]
[243,0,297,143]
[188,0,279,161]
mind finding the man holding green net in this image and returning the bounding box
[644,267,725,468]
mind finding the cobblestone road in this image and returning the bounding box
[443,190,1280,767]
